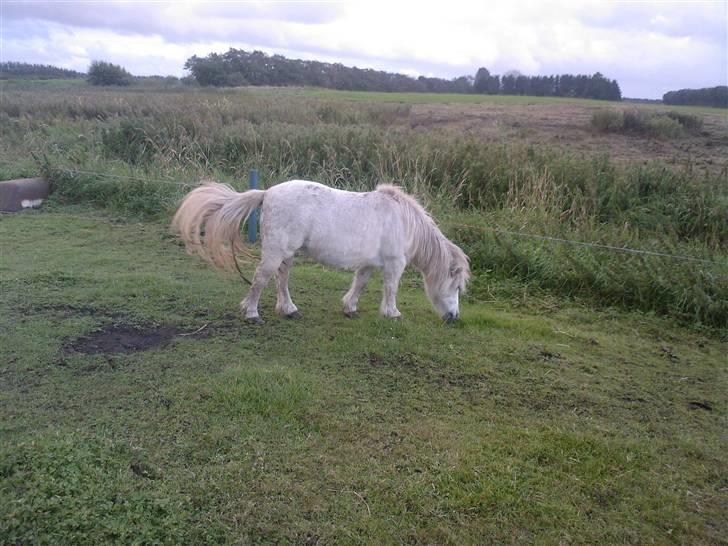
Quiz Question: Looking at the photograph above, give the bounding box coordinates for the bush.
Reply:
[590,110,623,132]
[642,114,683,138]
[591,109,704,138]
[665,111,704,133]
[101,120,154,164]
[87,60,133,86]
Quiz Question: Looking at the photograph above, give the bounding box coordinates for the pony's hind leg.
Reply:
[274,257,300,318]
[342,266,374,317]
[240,255,283,323]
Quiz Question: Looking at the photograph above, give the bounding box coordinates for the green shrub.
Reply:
[101,120,154,164]
[590,109,623,132]
[87,60,133,86]
[591,109,705,138]
[644,114,683,138]
[665,111,704,133]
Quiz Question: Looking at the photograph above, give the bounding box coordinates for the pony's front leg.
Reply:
[342,266,374,317]
[380,258,406,319]
[274,257,301,318]
[240,256,281,324]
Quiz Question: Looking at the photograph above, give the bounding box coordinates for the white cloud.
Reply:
[1,0,725,98]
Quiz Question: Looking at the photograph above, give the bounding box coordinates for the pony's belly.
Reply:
[302,245,378,271]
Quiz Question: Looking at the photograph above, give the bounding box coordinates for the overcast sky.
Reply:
[1,1,726,99]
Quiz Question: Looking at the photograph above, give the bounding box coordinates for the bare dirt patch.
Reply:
[687,400,713,412]
[60,314,242,357]
[65,324,186,355]
[405,102,728,173]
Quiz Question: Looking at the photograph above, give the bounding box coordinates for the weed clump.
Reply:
[591,109,703,138]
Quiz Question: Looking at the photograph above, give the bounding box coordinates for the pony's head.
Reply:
[424,242,470,322]
[375,183,470,322]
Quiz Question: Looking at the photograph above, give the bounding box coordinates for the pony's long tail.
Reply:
[171,182,265,273]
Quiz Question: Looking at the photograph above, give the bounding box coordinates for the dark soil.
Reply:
[687,400,713,411]
[66,324,186,355]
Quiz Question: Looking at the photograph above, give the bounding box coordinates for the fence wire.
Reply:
[24,167,728,268]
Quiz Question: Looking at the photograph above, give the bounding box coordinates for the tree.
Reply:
[473,67,491,94]
[0,62,84,80]
[87,60,132,86]
[486,74,500,95]
[182,49,622,100]
[514,75,530,95]
[184,54,228,86]
[473,67,500,94]
[664,86,727,108]
[501,74,517,94]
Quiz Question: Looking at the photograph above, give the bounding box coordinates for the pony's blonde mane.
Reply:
[376,185,470,291]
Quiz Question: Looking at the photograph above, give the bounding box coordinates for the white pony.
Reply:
[172,180,470,323]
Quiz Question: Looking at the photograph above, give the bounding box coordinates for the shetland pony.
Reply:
[172,180,469,323]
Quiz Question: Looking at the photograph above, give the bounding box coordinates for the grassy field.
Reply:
[3,79,724,113]
[1,208,726,544]
[1,82,727,544]
[3,83,723,326]
[0,78,88,92]
[271,88,727,114]
[301,88,617,105]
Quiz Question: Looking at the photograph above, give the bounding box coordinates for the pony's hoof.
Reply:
[343,310,358,318]
[245,316,264,325]
[285,311,302,320]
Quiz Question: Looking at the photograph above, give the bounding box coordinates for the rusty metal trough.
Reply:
[0,178,50,212]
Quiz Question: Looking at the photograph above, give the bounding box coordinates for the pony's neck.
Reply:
[407,211,450,282]
[375,184,451,280]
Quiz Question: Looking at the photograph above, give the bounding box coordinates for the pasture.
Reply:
[1,82,727,544]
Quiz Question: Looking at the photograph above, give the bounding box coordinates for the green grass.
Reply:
[268,88,728,114]
[1,208,726,544]
[2,84,726,327]
[297,88,619,106]
[0,78,87,92]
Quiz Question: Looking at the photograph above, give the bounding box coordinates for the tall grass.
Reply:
[2,88,726,328]
[591,109,705,138]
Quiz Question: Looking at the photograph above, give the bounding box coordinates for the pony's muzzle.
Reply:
[443,312,459,322]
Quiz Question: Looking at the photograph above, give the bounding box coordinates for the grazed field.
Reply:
[1,207,726,545]
[269,87,728,172]
[404,102,728,171]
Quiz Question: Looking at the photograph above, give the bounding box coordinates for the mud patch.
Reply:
[65,324,188,355]
[687,400,713,412]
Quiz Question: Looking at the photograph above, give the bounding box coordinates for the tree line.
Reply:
[663,86,727,109]
[2,54,624,102]
[0,62,84,79]
[184,49,622,100]
[474,68,621,100]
